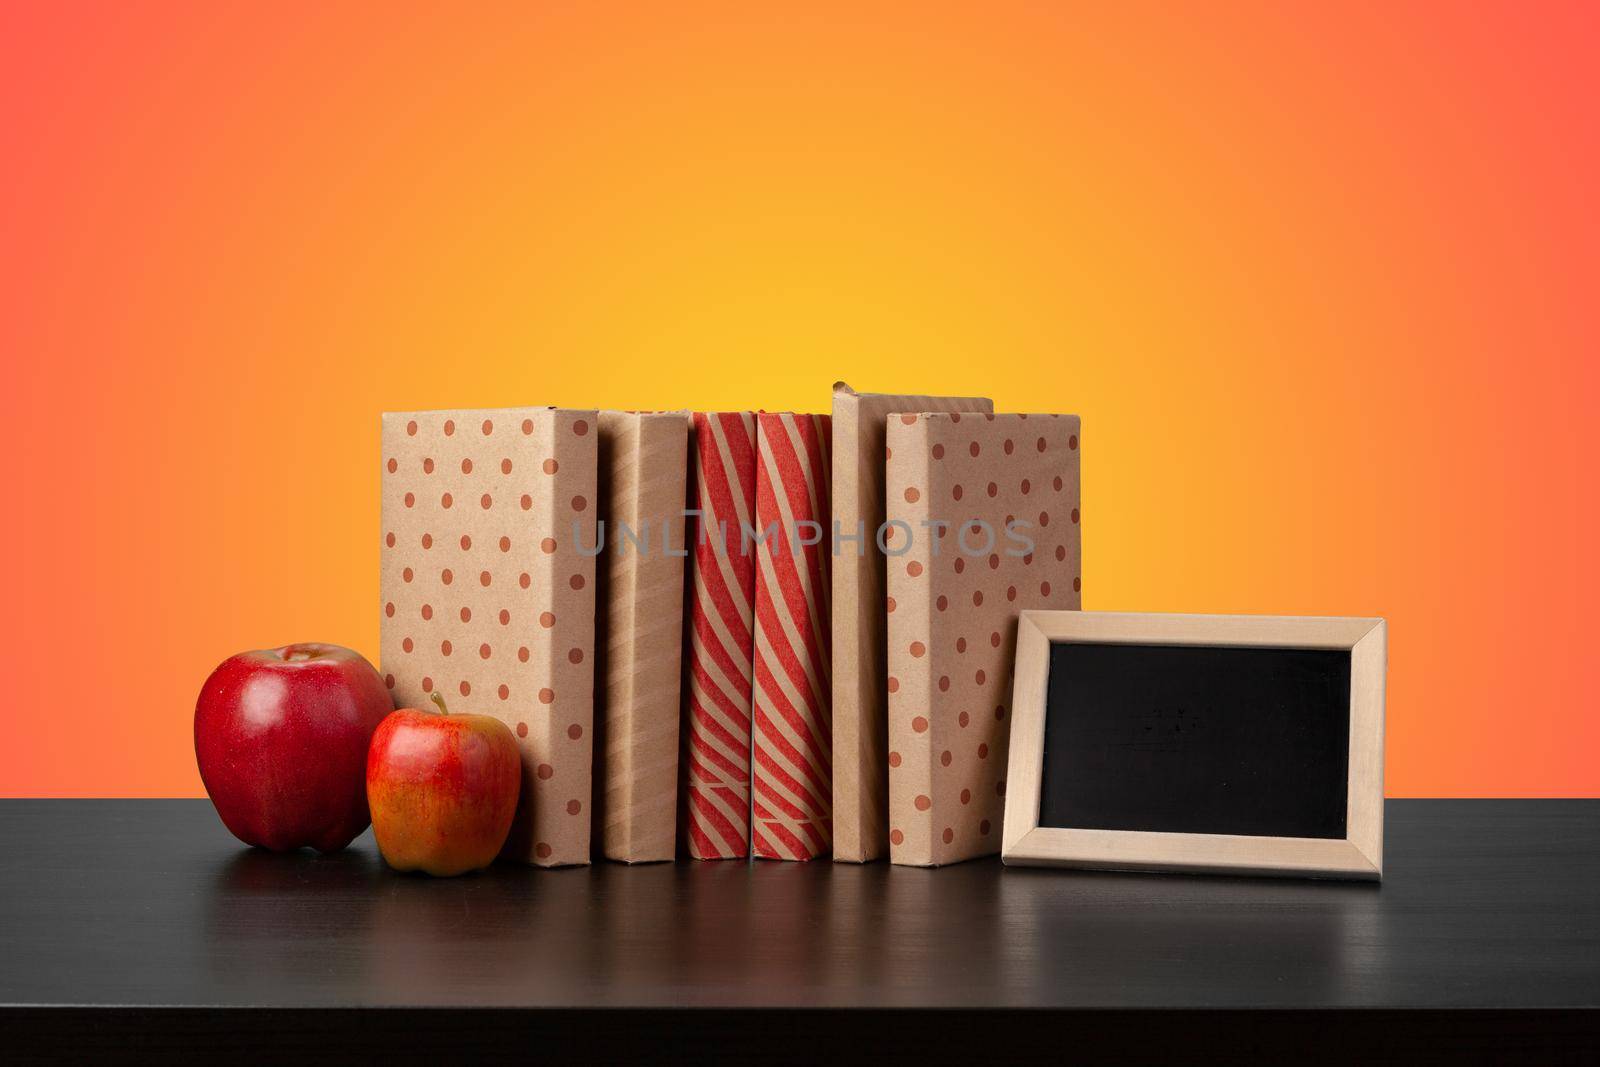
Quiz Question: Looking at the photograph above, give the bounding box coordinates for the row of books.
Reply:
[378,383,1080,867]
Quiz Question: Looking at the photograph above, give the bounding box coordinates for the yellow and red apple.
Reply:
[366,694,521,876]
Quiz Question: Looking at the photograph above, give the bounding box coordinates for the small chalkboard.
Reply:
[1039,642,1352,840]
[1002,612,1385,880]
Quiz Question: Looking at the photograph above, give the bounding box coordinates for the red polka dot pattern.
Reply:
[884,412,1081,865]
[380,408,597,867]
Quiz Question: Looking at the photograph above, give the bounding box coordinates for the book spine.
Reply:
[750,412,834,860]
[681,412,759,859]
[522,409,598,867]
[884,415,938,866]
[830,388,996,863]
[828,387,872,861]
[597,412,688,863]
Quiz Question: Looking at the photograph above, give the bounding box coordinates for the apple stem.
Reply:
[428,692,450,716]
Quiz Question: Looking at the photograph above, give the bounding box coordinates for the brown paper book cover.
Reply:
[680,412,760,859]
[829,382,992,863]
[884,412,1081,866]
[380,408,599,867]
[750,412,833,860]
[594,410,689,863]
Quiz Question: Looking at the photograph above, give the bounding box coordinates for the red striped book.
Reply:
[680,413,759,859]
[750,412,833,861]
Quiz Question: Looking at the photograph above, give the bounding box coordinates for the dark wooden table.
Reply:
[2,800,1597,1063]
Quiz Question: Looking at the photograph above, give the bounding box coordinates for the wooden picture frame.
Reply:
[1001,611,1386,880]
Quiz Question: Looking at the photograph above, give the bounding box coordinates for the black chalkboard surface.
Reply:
[1038,642,1352,840]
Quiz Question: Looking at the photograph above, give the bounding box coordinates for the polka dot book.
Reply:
[830,382,993,863]
[380,408,599,867]
[884,412,1082,866]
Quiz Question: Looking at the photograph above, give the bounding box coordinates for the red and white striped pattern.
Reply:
[681,412,759,859]
[751,412,833,860]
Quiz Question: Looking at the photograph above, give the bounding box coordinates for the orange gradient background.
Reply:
[2,4,1596,797]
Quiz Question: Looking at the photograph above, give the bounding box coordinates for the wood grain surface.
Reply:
[2,800,1597,1062]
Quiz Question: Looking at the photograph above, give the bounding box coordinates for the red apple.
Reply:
[195,643,393,852]
[366,694,521,876]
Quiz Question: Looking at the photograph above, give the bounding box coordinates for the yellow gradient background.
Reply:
[3,4,1596,796]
